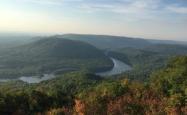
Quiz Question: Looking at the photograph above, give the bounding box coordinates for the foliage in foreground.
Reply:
[0,56,186,115]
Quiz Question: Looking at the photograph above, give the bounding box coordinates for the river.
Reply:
[0,57,132,83]
[96,57,132,76]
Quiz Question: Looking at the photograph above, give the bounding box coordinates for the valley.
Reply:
[0,34,187,82]
[0,0,186,114]
[0,34,186,115]
[0,56,132,83]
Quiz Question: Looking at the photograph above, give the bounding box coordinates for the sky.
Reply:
[0,0,187,40]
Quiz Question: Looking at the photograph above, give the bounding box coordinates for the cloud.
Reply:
[76,0,162,20]
[166,5,187,14]
[19,0,61,5]
[111,0,160,14]
[79,0,160,13]
[20,0,187,16]
[74,0,187,22]
[22,0,82,5]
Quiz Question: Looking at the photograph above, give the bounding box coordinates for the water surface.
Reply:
[0,57,132,83]
[19,74,55,83]
[96,57,132,76]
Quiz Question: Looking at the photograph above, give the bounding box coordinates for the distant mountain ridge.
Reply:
[56,34,152,49]
[148,39,187,45]
[55,34,187,50]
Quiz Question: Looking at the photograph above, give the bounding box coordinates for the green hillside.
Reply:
[0,37,113,78]
[0,56,186,114]
[151,56,187,97]
[108,45,187,81]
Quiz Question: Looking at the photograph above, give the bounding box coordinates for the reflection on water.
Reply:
[0,74,55,84]
[96,57,132,76]
[19,74,55,83]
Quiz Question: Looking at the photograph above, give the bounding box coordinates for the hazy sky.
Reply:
[0,0,187,40]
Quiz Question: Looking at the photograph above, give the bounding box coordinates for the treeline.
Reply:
[0,56,186,115]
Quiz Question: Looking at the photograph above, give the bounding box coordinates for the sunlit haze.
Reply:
[0,0,187,40]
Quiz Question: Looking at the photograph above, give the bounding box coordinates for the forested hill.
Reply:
[107,44,187,81]
[151,56,187,97]
[0,37,113,78]
[0,56,186,114]
[8,37,107,59]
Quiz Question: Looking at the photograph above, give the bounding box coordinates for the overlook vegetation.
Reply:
[0,56,186,115]
[151,56,187,107]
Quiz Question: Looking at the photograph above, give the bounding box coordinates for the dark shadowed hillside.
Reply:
[0,37,113,78]
[9,37,108,59]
